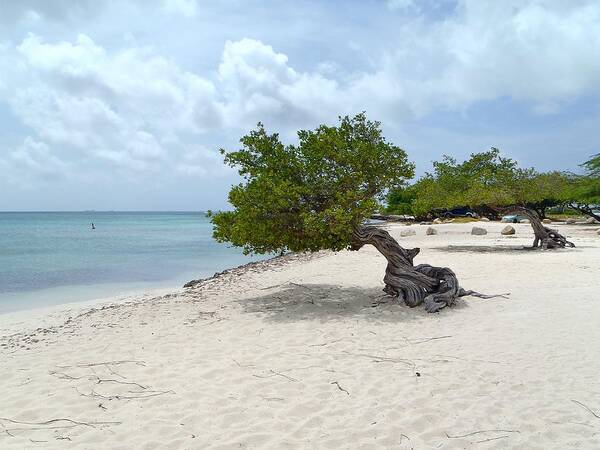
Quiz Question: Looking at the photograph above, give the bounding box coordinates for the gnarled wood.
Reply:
[568,203,600,223]
[352,226,500,313]
[500,206,575,249]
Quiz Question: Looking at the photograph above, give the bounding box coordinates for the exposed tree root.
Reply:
[55,360,146,369]
[352,226,506,312]
[331,381,350,395]
[75,387,174,400]
[572,399,600,418]
[568,203,600,223]
[500,206,575,249]
[49,371,148,389]
[0,417,120,437]
[0,417,118,428]
[252,370,299,383]
[445,429,520,439]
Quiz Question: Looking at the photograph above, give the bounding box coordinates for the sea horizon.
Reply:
[0,211,264,314]
[0,210,210,213]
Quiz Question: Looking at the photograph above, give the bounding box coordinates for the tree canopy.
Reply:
[385,184,418,216]
[387,148,570,219]
[566,153,600,219]
[409,148,518,217]
[211,113,414,254]
[582,153,600,176]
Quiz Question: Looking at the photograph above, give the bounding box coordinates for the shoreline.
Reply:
[2,219,597,329]
[0,250,322,335]
[3,217,596,318]
[1,221,599,448]
[0,285,181,335]
[0,254,278,317]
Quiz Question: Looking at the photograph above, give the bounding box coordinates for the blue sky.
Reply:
[1,0,599,211]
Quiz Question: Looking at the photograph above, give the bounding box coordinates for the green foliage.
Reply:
[398,148,570,218]
[518,171,570,217]
[211,113,414,254]
[385,184,417,215]
[409,148,519,216]
[567,153,600,208]
[581,153,600,176]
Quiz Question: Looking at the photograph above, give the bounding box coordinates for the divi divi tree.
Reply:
[211,113,493,313]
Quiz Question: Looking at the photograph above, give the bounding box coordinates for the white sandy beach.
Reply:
[1,221,600,449]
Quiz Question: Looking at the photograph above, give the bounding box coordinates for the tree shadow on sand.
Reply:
[434,244,544,253]
[238,283,468,323]
[433,244,583,253]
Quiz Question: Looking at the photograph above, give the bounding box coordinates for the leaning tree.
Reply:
[409,149,575,249]
[565,154,600,222]
[211,114,493,313]
[496,206,574,249]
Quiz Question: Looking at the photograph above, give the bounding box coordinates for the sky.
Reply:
[1,0,599,211]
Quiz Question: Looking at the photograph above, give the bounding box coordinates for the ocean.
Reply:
[0,212,265,313]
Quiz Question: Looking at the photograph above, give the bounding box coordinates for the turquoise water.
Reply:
[0,212,263,313]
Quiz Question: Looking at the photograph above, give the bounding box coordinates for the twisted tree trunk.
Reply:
[530,205,546,220]
[501,206,575,249]
[569,203,600,222]
[351,226,499,313]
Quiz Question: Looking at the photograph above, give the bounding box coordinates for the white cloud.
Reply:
[162,0,198,17]
[0,0,101,24]
[17,33,104,72]
[0,137,69,188]
[216,1,600,129]
[531,101,561,115]
[1,0,600,194]
[175,145,231,176]
[388,0,600,111]
[218,38,342,129]
[386,0,415,11]
[2,33,226,182]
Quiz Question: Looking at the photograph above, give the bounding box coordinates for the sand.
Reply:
[1,222,599,449]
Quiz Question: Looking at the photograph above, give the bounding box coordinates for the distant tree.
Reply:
[211,114,494,312]
[409,148,518,218]
[515,171,570,220]
[566,154,600,221]
[582,153,600,175]
[384,184,417,216]
[408,149,574,248]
